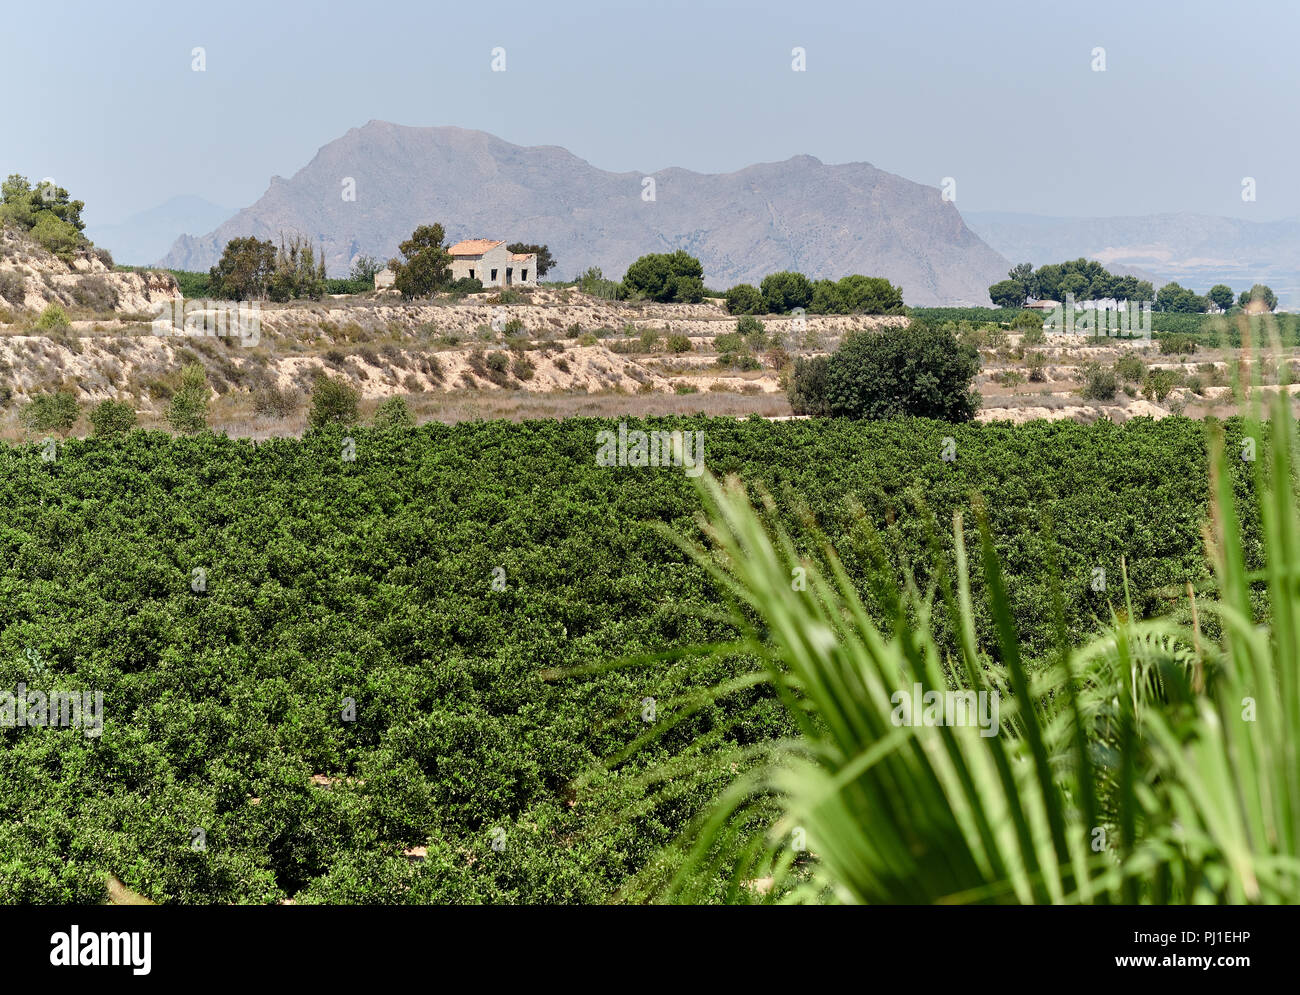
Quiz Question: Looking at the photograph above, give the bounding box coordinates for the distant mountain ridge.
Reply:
[159,121,1010,306]
[86,195,231,268]
[964,210,1300,309]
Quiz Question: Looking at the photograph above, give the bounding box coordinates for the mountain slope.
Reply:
[161,122,1009,306]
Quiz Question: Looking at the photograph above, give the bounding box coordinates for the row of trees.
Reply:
[989,259,1156,308]
[209,234,327,301]
[990,259,1278,314]
[571,249,906,313]
[21,364,414,438]
[725,272,904,316]
[1154,280,1277,314]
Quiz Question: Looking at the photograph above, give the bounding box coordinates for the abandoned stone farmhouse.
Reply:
[371,238,538,291]
[448,239,536,287]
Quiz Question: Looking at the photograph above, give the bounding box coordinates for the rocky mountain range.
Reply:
[158,122,1010,307]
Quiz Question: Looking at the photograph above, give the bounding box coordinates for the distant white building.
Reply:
[374,268,396,291]
[448,239,536,288]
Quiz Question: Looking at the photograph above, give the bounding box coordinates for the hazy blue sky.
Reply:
[6,0,1296,226]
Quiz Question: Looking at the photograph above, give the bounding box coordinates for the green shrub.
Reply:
[1158,333,1197,355]
[251,384,300,418]
[36,303,70,331]
[1079,361,1118,401]
[576,266,623,300]
[70,276,118,311]
[21,391,79,432]
[1114,353,1146,383]
[736,313,766,340]
[88,398,136,436]
[307,372,359,428]
[1012,309,1046,345]
[713,332,745,353]
[0,408,1286,905]
[1141,368,1179,403]
[372,395,415,429]
[788,322,980,420]
[716,352,761,371]
[323,277,373,295]
[167,364,209,434]
[1019,325,1046,346]
[665,333,692,353]
[1025,351,1047,382]
[421,355,444,383]
[787,356,831,415]
[577,332,598,347]
[0,270,24,304]
[511,356,536,381]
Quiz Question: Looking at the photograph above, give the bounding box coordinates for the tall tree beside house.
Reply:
[505,243,555,277]
[349,255,381,283]
[388,224,452,299]
[1008,262,1037,299]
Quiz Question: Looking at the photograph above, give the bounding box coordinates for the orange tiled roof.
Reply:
[510,252,535,261]
[448,239,505,256]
